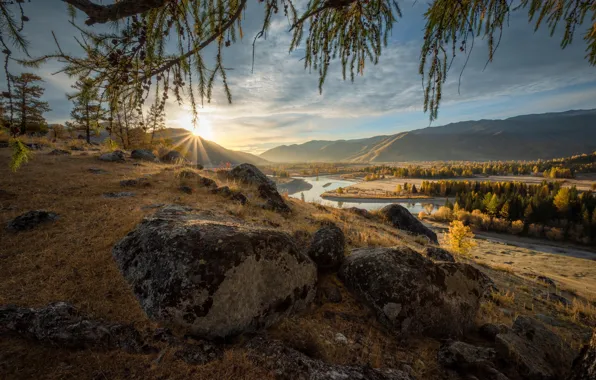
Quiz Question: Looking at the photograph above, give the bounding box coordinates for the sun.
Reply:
[181,114,215,141]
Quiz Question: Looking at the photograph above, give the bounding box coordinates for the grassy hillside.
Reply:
[0,146,595,379]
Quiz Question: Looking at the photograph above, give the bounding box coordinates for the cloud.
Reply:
[14,1,596,153]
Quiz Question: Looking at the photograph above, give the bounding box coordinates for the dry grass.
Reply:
[1,147,594,379]
[490,290,516,307]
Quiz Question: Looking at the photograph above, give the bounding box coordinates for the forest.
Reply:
[360,153,596,180]
[412,180,596,245]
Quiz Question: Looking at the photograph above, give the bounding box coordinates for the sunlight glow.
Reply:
[180,114,215,141]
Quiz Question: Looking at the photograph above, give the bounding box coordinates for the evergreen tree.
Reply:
[487,194,499,217]
[65,79,106,144]
[500,202,510,220]
[8,73,50,136]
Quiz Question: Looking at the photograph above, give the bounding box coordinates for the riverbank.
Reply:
[321,194,446,203]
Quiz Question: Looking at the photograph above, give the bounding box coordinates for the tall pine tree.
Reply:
[8,73,50,136]
[66,79,106,144]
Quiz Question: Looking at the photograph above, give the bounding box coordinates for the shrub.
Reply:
[455,210,471,224]
[527,223,543,238]
[418,211,427,220]
[103,138,119,152]
[432,206,452,222]
[492,218,510,233]
[445,220,476,257]
[509,220,524,235]
[546,227,564,241]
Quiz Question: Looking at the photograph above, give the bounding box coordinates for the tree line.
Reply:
[1,73,168,149]
[413,180,596,245]
[360,155,596,181]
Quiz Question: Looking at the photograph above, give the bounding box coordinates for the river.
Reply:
[288,176,446,213]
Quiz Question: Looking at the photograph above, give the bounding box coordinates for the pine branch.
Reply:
[61,0,169,26]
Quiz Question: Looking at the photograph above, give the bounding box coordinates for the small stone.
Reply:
[6,210,59,232]
[321,285,342,303]
[103,192,135,198]
[120,179,138,187]
[88,168,108,174]
[307,224,346,271]
[48,149,71,155]
[131,149,157,162]
[335,333,348,345]
[422,246,455,262]
[179,186,193,194]
[536,275,556,287]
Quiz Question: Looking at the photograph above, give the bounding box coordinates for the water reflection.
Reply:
[289,176,445,213]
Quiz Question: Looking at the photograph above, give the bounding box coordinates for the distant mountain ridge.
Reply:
[260,109,596,163]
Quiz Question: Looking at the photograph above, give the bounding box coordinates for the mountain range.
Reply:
[260,109,596,163]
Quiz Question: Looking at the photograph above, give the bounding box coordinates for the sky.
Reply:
[6,0,596,154]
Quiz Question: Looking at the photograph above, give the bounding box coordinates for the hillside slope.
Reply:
[154,128,269,167]
[260,109,596,162]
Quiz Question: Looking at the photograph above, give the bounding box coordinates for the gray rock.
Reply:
[197,176,217,189]
[338,247,492,338]
[211,186,248,204]
[6,210,59,232]
[141,203,165,210]
[88,168,108,174]
[438,341,509,380]
[229,163,290,213]
[103,192,135,198]
[179,185,193,194]
[99,150,126,162]
[246,337,414,380]
[479,323,509,341]
[568,331,596,380]
[0,302,147,353]
[495,316,575,380]
[307,224,346,271]
[319,285,343,303]
[335,333,348,345]
[120,179,139,187]
[379,204,438,243]
[131,149,157,162]
[535,313,564,327]
[112,206,317,338]
[536,275,556,287]
[161,150,186,163]
[423,246,456,262]
[48,149,71,155]
[537,292,572,307]
[346,207,370,218]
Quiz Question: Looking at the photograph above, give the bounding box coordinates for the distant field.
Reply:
[349,174,596,193]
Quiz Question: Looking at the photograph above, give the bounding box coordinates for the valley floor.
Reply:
[0,146,595,379]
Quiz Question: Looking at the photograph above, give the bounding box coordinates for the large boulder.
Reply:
[6,210,59,232]
[423,246,456,262]
[161,150,186,163]
[98,150,126,162]
[307,224,346,271]
[379,204,438,243]
[0,302,146,353]
[495,316,575,380]
[228,163,290,212]
[568,331,596,380]
[338,247,492,338]
[112,205,316,338]
[246,337,414,380]
[131,149,157,162]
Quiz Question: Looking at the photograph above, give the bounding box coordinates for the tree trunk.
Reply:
[85,103,91,144]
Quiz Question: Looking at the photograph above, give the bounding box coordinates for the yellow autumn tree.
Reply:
[445,220,476,257]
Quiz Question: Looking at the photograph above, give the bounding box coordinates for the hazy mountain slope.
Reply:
[260,109,596,162]
[157,128,268,166]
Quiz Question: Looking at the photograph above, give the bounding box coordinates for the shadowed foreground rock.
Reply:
[339,247,493,338]
[307,224,346,271]
[228,163,290,212]
[5,210,59,232]
[379,204,438,243]
[423,246,456,262]
[495,316,575,380]
[0,302,147,353]
[113,205,316,338]
[568,330,596,380]
[161,150,186,163]
[438,340,509,380]
[246,337,415,380]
